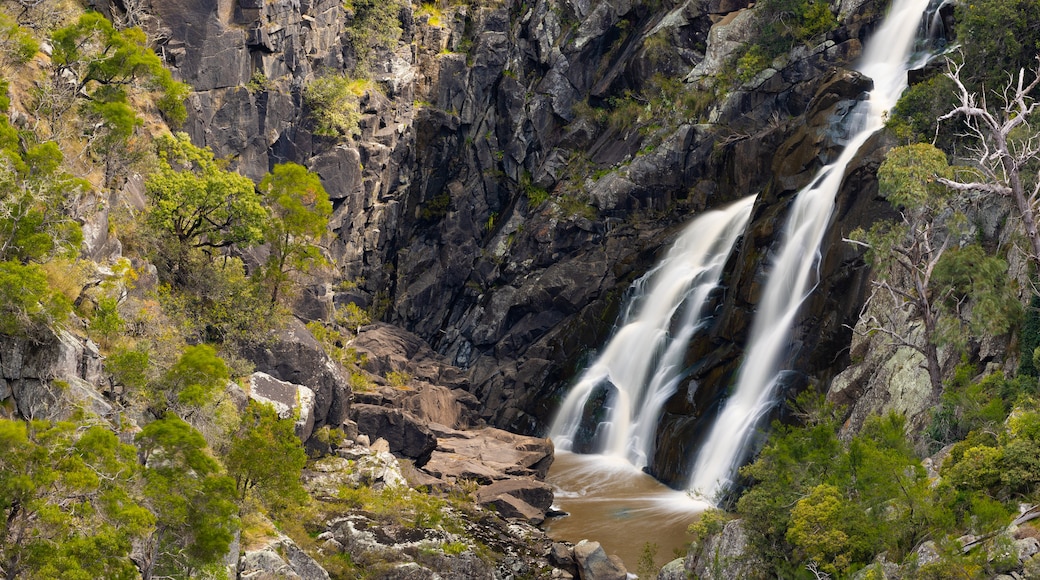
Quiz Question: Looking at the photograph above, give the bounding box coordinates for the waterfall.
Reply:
[687,0,935,501]
[549,196,756,469]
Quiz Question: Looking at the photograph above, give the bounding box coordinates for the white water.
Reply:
[687,0,934,501]
[549,196,756,468]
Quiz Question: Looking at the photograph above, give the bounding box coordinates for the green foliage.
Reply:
[954,0,1040,93]
[386,369,412,389]
[345,0,405,70]
[0,261,71,337]
[51,13,189,129]
[1018,295,1040,376]
[877,143,953,210]
[303,75,365,139]
[636,542,659,579]
[146,132,265,252]
[736,396,937,575]
[336,301,371,333]
[88,295,125,349]
[0,13,39,67]
[337,483,464,533]
[156,344,229,412]
[136,415,239,578]
[888,74,959,150]
[521,171,549,206]
[0,419,152,579]
[931,244,1021,345]
[258,163,332,307]
[0,138,87,264]
[105,345,151,393]
[420,191,451,221]
[223,401,308,516]
[306,321,367,369]
[157,254,272,346]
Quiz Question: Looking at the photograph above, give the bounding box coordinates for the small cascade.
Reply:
[687,0,935,501]
[549,196,756,469]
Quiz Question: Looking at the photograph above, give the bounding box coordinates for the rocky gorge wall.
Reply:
[95,0,930,486]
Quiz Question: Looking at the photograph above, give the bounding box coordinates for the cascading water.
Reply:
[549,196,756,468]
[687,0,935,501]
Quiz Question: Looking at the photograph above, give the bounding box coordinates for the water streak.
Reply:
[549,196,756,468]
[687,0,935,501]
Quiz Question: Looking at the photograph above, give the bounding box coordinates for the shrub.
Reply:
[303,75,365,139]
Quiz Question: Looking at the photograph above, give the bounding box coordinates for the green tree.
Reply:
[954,0,1040,92]
[0,140,86,264]
[51,13,190,133]
[0,261,71,338]
[0,419,152,579]
[146,133,265,254]
[258,162,332,307]
[156,344,230,415]
[851,143,1020,397]
[223,401,308,515]
[938,58,1040,271]
[135,415,238,580]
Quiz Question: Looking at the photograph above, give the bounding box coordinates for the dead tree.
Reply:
[938,56,1040,271]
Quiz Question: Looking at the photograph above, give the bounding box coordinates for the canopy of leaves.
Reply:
[223,400,308,515]
[0,419,152,579]
[954,0,1040,92]
[146,132,265,251]
[0,139,86,264]
[162,343,230,409]
[877,143,953,210]
[51,13,190,131]
[0,261,71,337]
[136,415,238,579]
[258,162,331,306]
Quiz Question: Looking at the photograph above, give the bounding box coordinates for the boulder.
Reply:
[1,330,107,421]
[684,519,758,579]
[420,424,554,484]
[572,540,627,580]
[476,479,554,513]
[243,318,352,431]
[350,404,437,466]
[248,372,317,442]
[239,534,330,580]
[476,478,554,523]
[479,492,547,524]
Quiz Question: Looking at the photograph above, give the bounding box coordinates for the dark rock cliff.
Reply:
[101,0,901,484]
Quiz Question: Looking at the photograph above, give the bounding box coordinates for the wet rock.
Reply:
[572,540,627,580]
[572,378,617,454]
[350,404,437,466]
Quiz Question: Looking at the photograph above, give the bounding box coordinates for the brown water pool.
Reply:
[543,452,710,574]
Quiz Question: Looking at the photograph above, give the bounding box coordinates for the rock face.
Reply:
[124,0,897,484]
[0,330,108,421]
